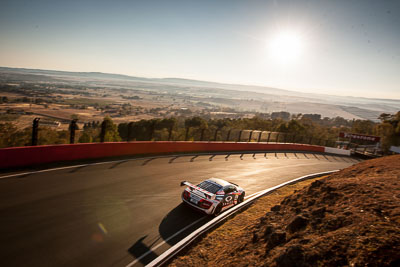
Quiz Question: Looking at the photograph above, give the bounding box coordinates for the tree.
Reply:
[212,119,227,141]
[158,118,176,141]
[184,117,207,141]
[101,116,121,142]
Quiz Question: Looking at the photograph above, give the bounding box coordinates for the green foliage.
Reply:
[1,111,400,154]
[0,123,30,148]
[374,111,400,152]
[100,116,121,142]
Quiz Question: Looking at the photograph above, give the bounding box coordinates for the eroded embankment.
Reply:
[168,155,400,267]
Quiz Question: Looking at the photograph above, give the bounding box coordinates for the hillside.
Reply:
[169,155,400,267]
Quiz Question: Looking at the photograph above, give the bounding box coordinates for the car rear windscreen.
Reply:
[197,181,222,194]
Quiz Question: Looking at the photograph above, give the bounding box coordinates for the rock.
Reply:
[271,205,281,211]
[287,216,309,233]
[309,179,324,189]
[275,245,306,267]
[264,225,275,238]
[311,207,326,217]
[266,231,286,249]
[252,233,259,243]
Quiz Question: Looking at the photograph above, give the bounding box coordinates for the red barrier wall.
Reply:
[0,142,324,169]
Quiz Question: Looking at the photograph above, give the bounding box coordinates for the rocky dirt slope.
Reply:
[169,155,400,267]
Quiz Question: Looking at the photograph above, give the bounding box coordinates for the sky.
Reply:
[1,0,399,99]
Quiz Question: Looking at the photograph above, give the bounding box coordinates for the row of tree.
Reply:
[0,112,399,152]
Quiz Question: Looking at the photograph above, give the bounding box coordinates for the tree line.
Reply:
[0,112,399,153]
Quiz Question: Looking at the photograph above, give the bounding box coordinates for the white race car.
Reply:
[181,178,245,215]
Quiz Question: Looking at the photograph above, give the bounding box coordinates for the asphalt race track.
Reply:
[0,152,359,266]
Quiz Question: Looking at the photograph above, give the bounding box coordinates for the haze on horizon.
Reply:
[1,0,399,100]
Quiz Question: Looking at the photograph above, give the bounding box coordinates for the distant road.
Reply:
[0,152,358,266]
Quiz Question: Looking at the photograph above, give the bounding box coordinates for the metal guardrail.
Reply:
[146,170,340,267]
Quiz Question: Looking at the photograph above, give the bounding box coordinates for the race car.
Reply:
[180,178,245,215]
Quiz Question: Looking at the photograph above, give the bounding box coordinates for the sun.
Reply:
[267,30,304,64]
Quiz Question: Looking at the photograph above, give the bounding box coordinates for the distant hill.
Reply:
[1,66,399,121]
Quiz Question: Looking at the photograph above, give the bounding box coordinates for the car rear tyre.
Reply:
[238,193,245,204]
[214,204,222,216]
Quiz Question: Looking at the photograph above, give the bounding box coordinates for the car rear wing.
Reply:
[180,181,214,199]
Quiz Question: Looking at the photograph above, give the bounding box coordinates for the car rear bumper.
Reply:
[182,197,214,215]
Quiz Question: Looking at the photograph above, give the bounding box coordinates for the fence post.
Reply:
[248,130,253,142]
[309,137,313,144]
[31,118,40,146]
[149,121,156,141]
[100,120,106,142]
[257,131,262,142]
[237,130,242,142]
[69,119,78,144]
[276,133,280,143]
[200,128,205,141]
[185,128,190,141]
[214,129,218,141]
[266,132,271,143]
[127,122,133,141]
[168,126,173,141]
[226,129,231,141]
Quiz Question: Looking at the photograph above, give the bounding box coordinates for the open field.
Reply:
[1,67,399,131]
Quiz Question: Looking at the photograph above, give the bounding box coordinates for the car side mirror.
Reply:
[180,181,186,186]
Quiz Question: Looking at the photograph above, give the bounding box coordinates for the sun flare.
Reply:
[268,30,304,64]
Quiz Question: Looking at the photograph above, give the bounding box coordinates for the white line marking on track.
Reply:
[126,216,207,267]
[125,194,254,267]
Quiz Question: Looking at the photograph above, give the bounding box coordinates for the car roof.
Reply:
[206,178,232,187]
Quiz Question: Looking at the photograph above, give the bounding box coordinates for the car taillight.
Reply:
[199,199,212,209]
[182,190,190,200]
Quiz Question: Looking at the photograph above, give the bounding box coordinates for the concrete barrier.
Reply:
[324,147,351,156]
[0,141,327,169]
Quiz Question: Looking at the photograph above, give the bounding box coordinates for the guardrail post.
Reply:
[69,119,78,144]
[31,118,40,146]
[226,129,231,141]
[248,130,253,142]
[266,132,271,143]
[100,120,106,142]
[237,130,242,142]
[257,131,262,142]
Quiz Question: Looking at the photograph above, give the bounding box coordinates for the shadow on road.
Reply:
[128,235,159,265]
[159,203,206,242]
[109,160,129,169]
[128,204,207,266]
[69,165,89,173]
